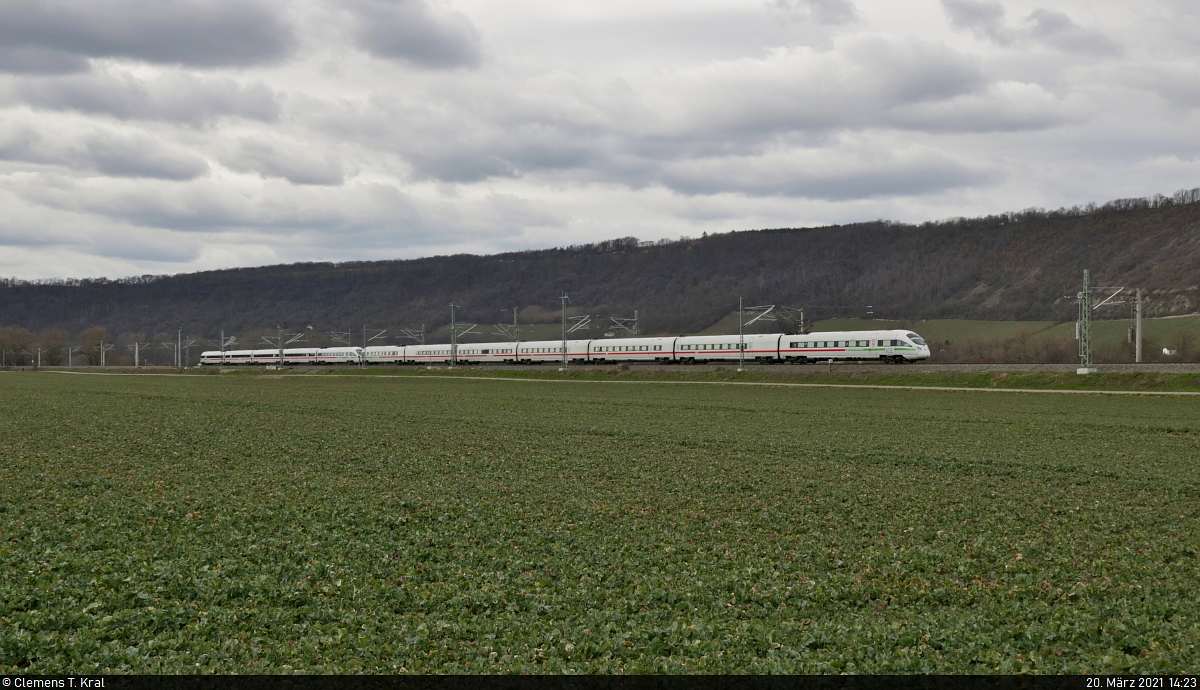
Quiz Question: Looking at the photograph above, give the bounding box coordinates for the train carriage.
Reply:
[363,345,406,365]
[198,349,256,365]
[675,334,780,363]
[778,330,928,363]
[283,348,320,365]
[406,344,453,365]
[515,339,590,364]
[315,347,363,364]
[451,342,518,365]
[589,337,673,363]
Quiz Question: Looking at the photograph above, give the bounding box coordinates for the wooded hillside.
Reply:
[3,190,1199,345]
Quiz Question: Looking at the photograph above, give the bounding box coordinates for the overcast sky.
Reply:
[0,0,1196,279]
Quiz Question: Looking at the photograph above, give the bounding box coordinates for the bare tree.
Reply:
[0,326,34,365]
[79,326,108,366]
[1168,330,1196,360]
[39,328,68,365]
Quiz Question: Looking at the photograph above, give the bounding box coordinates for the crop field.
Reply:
[1,372,1198,673]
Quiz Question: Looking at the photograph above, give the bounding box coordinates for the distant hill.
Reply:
[3,189,1199,349]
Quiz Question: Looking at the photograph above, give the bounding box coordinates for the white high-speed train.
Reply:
[199,329,929,366]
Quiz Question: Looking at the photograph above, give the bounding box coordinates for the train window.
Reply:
[654,345,661,351]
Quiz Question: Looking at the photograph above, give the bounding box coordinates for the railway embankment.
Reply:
[26,362,1200,392]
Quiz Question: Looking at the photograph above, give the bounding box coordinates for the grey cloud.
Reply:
[0,46,89,75]
[656,145,995,199]
[13,177,414,234]
[769,0,859,25]
[0,199,200,262]
[9,173,557,253]
[402,128,602,183]
[678,38,985,141]
[9,71,280,124]
[942,1,1120,55]
[0,121,208,179]
[0,0,294,73]
[222,137,347,186]
[666,165,989,200]
[887,81,1070,132]
[88,230,202,263]
[1126,65,1200,109]
[349,0,482,69]
[1024,9,1121,56]
[306,36,1001,191]
[941,0,1011,44]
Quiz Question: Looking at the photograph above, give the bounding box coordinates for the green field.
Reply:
[2,372,1198,673]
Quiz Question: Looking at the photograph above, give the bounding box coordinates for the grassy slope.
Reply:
[2,373,1198,673]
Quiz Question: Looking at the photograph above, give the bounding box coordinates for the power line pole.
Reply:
[560,292,569,369]
[128,340,149,367]
[177,329,182,367]
[450,302,459,367]
[1078,269,1093,373]
[1135,288,1143,363]
[738,296,745,372]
